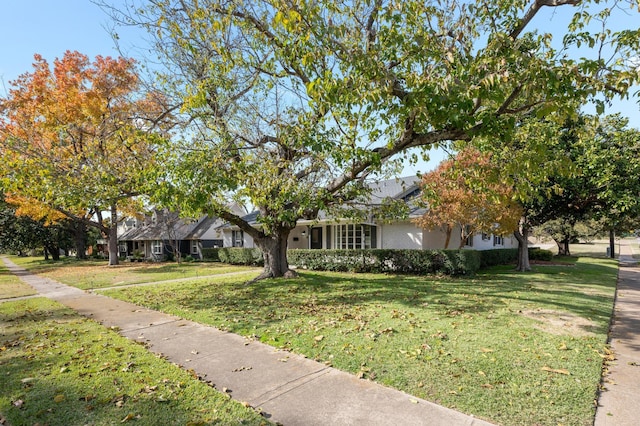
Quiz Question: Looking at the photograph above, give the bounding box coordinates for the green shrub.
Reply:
[530,247,554,261]
[217,248,263,266]
[479,248,518,267]
[288,249,482,276]
[201,248,220,261]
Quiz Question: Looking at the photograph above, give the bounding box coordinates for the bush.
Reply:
[288,249,482,276]
[201,248,220,262]
[217,248,263,266]
[530,247,554,261]
[479,248,518,268]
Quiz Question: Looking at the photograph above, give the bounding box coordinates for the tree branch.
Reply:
[511,0,580,40]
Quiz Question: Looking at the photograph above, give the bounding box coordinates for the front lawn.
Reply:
[0,298,270,426]
[0,262,37,299]
[10,256,258,290]
[98,257,617,426]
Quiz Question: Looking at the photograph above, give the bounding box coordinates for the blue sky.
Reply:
[1,1,638,175]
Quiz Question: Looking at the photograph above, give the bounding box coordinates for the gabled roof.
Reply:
[119,211,222,241]
[367,175,421,203]
[218,176,424,228]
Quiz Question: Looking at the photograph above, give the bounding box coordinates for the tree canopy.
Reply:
[0,51,170,264]
[415,148,522,249]
[106,0,639,277]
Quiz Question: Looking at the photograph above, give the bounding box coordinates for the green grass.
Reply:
[10,256,258,290]
[0,263,37,299]
[98,257,617,426]
[0,297,270,426]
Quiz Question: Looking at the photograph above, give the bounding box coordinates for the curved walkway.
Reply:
[594,239,640,426]
[1,256,491,426]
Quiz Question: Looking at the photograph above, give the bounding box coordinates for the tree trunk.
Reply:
[514,225,531,272]
[44,243,60,261]
[609,228,615,258]
[71,220,88,259]
[252,228,296,281]
[563,238,570,256]
[443,224,452,249]
[554,237,570,256]
[108,204,119,266]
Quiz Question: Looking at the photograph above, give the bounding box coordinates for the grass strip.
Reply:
[10,256,257,290]
[101,257,617,426]
[0,262,37,299]
[0,297,270,425]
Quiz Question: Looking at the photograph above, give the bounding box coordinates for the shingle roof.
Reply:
[119,211,221,241]
[217,176,424,227]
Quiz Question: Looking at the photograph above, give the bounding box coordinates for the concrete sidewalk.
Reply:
[594,239,640,426]
[1,256,491,426]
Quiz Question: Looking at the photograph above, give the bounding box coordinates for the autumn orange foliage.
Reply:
[0,51,169,264]
[414,148,523,248]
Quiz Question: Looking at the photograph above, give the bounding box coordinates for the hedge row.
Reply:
[204,246,554,275]
[288,249,482,276]
[478,247,554,267]
[202,247,263,266]
[201,248,220,262]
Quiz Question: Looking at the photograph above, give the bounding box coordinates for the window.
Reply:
[232,230,244,247]
[493,235,504,246]
[333,224,375,249]
[191,240,199,254]
[119,243,127,253]
[482,233,491,241]
[152,240,163,255]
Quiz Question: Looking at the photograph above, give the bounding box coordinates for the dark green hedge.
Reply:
[216,247,263,266]
[288,249,482,276]
[478,248,518,268]
[205,246,554,273]
[201,248,220,261]
[477,247,554,267]
[530,247,554,261]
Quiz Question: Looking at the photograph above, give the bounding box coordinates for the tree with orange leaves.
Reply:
[414,148,522,249]
[0,51,170,265]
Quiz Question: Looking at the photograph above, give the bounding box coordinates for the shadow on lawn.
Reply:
[165,259,617,336]
[1,301,259,426]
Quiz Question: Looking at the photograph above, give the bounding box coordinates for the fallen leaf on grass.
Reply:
[12,399,24,408]
[541,366,570,375]
[54,394,65,403]
[314,335,324,342]
[121,413,139,423]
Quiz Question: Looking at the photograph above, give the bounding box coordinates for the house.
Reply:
[117,210,225,260]
[219,176,518,251]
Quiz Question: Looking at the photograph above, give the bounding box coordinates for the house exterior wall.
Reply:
[198,226,224,241]
[472,233,518,250]
[379,222,423,249]
[288,226,310,250]
[223,230,255,248]
[422,227,453,249]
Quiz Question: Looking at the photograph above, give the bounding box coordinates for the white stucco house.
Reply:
[219,176,518,252]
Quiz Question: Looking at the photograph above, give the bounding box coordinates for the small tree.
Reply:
[415,148,522,249]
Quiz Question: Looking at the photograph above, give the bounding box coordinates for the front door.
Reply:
[310,227,323,249]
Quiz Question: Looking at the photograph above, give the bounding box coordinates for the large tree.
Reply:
[0,51,170,265]
[476,113,640,268]
[106,0,639,278]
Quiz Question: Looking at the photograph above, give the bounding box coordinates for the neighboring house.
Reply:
[118,210,225,260]
[219,176,518,251]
